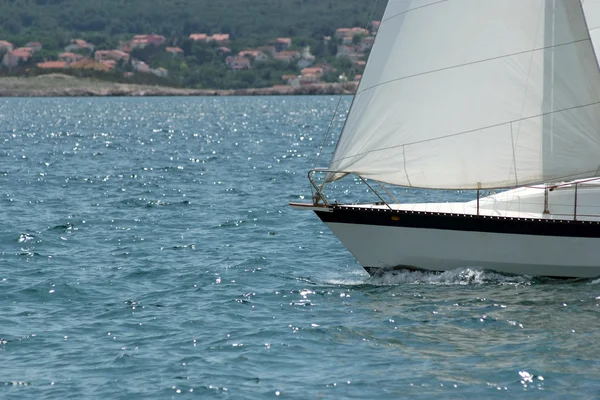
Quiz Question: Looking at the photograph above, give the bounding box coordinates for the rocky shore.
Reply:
[0,74,357,97]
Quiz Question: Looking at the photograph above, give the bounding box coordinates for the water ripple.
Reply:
[0,97,599,399]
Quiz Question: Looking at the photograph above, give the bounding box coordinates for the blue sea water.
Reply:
[1,96,600,399]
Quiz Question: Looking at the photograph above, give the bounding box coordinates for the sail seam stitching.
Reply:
[355,38,590,97]
[332,101,600,163]
[381,0,447,24]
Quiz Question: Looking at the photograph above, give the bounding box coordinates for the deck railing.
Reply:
[308,169,600,221]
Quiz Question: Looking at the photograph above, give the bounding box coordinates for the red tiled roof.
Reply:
[274,51,299,59]
[11,49,32,58]
[37,61,68,69]
[239,50,266,58]
[189,33,208,41]
[59,52,83,60]
[209,34,230,42]
[301,67,323,76]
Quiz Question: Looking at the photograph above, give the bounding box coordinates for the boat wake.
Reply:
[366,268,533,286]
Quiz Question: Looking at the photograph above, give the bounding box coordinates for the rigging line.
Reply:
[381,0,447,24]
[354,38,591,97]
[331,100,600,164]
[375,180,400,204]
[313,0,380,172]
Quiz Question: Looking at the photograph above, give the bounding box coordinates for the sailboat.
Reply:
[291,0,600,278]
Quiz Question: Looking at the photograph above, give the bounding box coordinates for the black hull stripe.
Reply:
[315,206,600,238]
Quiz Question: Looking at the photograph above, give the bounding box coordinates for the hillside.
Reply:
[0,0,387,40]
[0,0,387,92]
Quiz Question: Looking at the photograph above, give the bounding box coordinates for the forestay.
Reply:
[327,0,600,190]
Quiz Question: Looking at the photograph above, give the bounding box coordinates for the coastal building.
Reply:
[2,48,32,69]
[94,50,129,63]
[300,74,320,85]
[0,40,14,53]
[166,47,184,57]
[297,46,316,68]
[301,67,324,77]
[216,46,232,55]
[189,33,208,42]
[65,39,94,53]
[208,34,230,45]
[336,45,362,61]
[24,42,42,52]
[238,50,268,62]
[151,67,168,78]
[226,55,251,70]
[371,21,381,35]
[336,27,370,47]
[342,36,354,46]
[274,38,292,52]
[350,27,370,36]
[58,52,85,63]
[274,50,299,63]
[132,60,150,73]
[360,36,375,52]
[119,41,133,53]
[353,60,366,71]
[36,61,68,69]
[335,28,352,39]
[130,34,165,49]
[281,74,297,84]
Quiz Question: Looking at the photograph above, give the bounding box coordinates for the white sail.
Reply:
[582,0,600,62]
[328,0,600,189]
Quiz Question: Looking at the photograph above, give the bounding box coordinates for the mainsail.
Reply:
[328,0,600,190]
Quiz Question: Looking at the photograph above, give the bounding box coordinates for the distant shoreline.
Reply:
[0,74,357,97]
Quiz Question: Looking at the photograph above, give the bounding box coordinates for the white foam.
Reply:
[367,268,532,286]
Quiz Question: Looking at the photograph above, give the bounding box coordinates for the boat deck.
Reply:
[294,184,600,222]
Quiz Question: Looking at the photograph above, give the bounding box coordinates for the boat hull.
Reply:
[316,207,600,278]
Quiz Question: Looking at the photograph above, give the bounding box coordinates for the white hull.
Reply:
[297,182,600,278]
[324,222,600,278]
